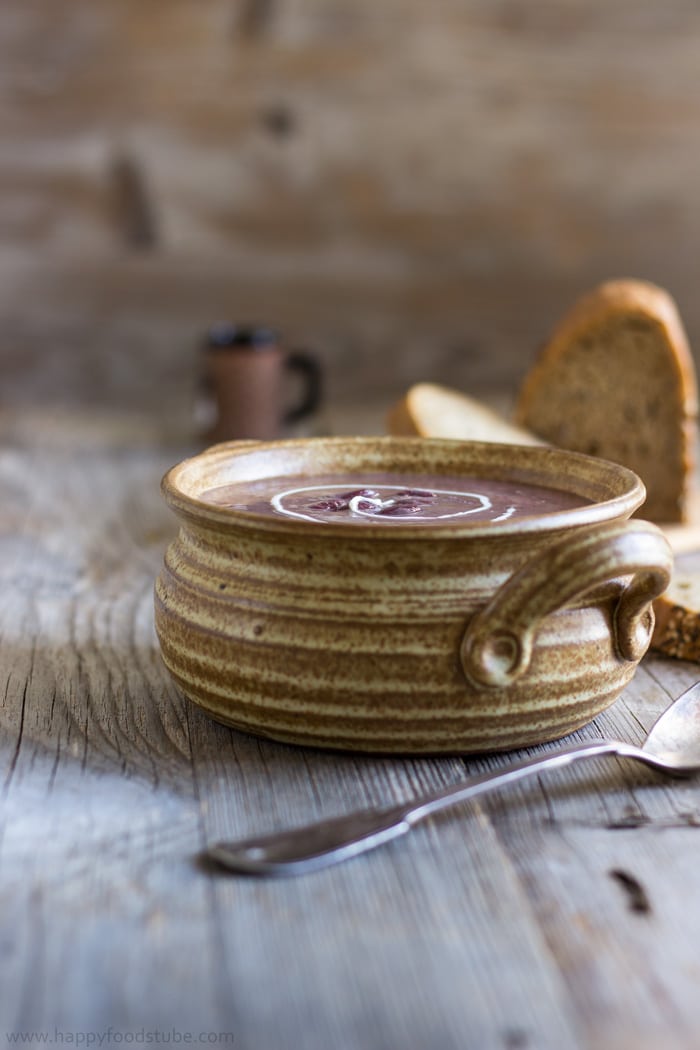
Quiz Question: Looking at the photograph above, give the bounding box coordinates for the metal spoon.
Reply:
[206,680,700,877]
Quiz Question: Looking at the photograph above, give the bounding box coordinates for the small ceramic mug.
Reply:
[154,436,673,754]
[199,324,322,442]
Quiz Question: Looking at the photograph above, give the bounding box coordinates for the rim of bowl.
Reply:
[160,436,647,538]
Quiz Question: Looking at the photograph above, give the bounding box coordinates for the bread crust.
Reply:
[515,279,698,523]
[652,588,700,660]
[387,382,542,445]
[517,279,697,419]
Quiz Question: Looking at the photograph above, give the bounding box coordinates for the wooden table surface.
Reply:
[3,408,700,1050]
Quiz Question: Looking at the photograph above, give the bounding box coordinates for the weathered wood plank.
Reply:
[189,712,580,1049]
[2,419,700,1048]
[475,664,700,1050]
[3,1,700,410]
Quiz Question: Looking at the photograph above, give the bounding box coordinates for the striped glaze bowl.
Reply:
[154,437,672,754]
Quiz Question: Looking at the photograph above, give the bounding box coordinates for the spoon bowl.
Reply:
[642,681,700,771]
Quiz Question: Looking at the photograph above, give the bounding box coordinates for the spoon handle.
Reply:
[207,739,647,876]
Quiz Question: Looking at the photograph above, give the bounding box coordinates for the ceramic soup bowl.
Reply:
[154,436,672,754]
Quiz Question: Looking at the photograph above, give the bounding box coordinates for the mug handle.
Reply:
[460,520,673,689]
[284,351,323,425]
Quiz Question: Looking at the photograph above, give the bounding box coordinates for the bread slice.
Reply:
[651,553,700,660]
[515,279,698,523]
[387,382,543,445]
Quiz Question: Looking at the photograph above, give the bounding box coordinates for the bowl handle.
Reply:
[460,520,673,689]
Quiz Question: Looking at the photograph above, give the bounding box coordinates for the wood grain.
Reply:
[3,1,700,416]
[2,412,700,1047]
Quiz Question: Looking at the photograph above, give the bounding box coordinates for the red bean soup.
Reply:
[199,472,589,526]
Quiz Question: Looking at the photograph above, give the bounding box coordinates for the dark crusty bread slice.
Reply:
[515,279,698,523]
[387,382,543,445]
[651,552,700,660]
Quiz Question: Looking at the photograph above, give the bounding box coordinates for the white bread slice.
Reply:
[515,279,698,523]
[387,383,543,445]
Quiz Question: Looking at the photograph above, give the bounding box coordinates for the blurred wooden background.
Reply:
[2,0,700,426]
